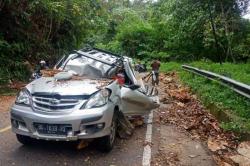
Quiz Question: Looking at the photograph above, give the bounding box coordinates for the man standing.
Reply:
[32,60,49,79]
[151,59,161,86]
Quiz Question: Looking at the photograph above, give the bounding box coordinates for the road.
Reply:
[0,87,216,166]
[0,96,160,166]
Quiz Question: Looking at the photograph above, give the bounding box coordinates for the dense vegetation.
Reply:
[0,0,249,132]
[0,0,250,83]
[98,0,250,63]
[0,0,108,83]
[161,62,250,133]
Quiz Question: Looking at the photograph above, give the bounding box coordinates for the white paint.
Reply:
[142,110,154,166]
[0,125,11,133]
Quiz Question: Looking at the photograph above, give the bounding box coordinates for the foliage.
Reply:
[161,62,250,132]
[190,61,250,84]
[0,0,107,82]
[96,0,250,62]
[0,0,249,82]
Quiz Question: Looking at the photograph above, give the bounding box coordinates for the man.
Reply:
[151,59,161,86]
[32,60,49,79]
[135,60,142,72]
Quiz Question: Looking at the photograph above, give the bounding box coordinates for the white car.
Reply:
[10,48,159,152]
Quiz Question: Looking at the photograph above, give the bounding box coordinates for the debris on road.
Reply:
[152,151,180,166]
[117,111,134,139]
[130,116,145,127]
[155,72,240,166]
[207,136,228,152]
[230,141,250,166]
[0,96,15,112]
[237,141,250,158]
[76,140,89,150]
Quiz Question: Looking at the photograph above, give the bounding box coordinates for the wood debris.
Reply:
[230,141,250,166]
[156,72,240,166]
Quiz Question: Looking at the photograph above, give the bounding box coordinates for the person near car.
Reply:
[32,60,49,79]
[135,60,141,72]
[151,59,161,86]
[35,60,49,72]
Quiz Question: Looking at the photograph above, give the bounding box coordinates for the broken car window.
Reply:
[62,55,114,79]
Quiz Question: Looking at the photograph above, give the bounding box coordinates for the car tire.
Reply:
[96,114,117,152]
[16,134,34,145]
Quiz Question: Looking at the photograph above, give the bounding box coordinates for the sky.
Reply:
[243,14,250,19]
[242,3,250,19]
[243,5,250,19]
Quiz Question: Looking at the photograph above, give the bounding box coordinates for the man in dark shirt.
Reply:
[151,60,161,86]
[32,60,49,79]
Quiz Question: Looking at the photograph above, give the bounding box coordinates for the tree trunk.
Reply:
[208,0,222,64]
[219,0,235,63]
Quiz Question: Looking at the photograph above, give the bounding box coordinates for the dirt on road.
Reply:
[0,96,15,113]
[151,72,245,166]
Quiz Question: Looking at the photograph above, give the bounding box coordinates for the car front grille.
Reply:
[32,93,90,113]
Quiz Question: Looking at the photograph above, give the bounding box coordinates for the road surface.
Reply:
[0,94,215,166]
[0,96,160,166]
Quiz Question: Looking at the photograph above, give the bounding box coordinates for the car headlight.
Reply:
[15,89,31,106]
[83,89,111,109]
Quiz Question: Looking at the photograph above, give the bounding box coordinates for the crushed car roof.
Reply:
[75,48,122,66]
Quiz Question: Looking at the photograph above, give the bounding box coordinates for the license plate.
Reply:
[34,123,71,135]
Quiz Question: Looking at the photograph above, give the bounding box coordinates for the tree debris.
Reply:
[117,111,134,139]
[155,72,240,166]
[230,141,250,166]
[76,140,89,150]
[151,151,180,166]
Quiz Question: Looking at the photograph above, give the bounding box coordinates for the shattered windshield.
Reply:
[61,55,117,79]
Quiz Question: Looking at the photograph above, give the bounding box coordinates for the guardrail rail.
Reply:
[182,65,250,99]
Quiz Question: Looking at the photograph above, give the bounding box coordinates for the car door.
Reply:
[121,60,159,116]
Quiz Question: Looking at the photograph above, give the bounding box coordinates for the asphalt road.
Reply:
[0,90,215,166]
[0,108,160,166]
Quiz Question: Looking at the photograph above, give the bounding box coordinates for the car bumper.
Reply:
[10,104,115,141]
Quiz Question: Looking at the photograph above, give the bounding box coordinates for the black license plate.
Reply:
[34,123,72,135]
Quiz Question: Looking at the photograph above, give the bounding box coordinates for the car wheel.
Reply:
[96,114,117,152]
[16,134,34,145]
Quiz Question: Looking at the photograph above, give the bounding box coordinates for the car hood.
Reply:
[26,77,111,96]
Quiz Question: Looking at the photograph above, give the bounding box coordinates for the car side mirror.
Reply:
[128,84,141,90]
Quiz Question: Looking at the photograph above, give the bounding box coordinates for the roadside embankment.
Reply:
[161,62,250,133]
[152,72,250,165]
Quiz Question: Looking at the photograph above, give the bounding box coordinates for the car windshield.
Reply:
[61,54,117,79]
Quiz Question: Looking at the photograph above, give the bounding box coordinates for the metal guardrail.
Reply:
[182,65,250,99]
